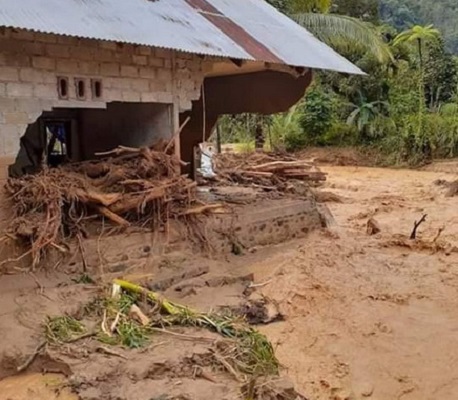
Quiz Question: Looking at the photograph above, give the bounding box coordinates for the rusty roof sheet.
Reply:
[0,0,363,74]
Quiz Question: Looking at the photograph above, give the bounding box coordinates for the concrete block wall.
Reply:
[0,28,207,161]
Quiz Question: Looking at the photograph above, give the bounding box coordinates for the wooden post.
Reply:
[172,103,180,161]
[171,51,181,173]
[216,120,222,154]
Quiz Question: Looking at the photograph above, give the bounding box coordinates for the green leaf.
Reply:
[293,13,393,63]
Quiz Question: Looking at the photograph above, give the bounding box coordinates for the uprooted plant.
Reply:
[2,145,198,268]
[43,279,280,381]
[45,315,88,344]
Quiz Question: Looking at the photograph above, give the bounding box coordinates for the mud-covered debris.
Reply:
[445,180,458,197]
[205,273,254,288]
[366,218,381,235]
[210,152,327,190]
[3,145,209,268]
[433,178,458,197]
[235,298,284,325]
[314,191,346,203]
[243,378,308,400]
[149,265,210,292]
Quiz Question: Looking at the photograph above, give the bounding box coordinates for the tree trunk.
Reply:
[417,38,424,137]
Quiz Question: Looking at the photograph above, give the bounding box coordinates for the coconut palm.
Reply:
[268,0,392,63]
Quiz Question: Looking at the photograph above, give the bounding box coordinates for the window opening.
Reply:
[75,78,86,100]
[57,77,69,99]
[91,79,103,99]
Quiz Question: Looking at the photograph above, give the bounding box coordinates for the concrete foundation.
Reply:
[0,195,324,272]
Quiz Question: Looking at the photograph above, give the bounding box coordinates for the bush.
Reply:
[321,121,359,146]
[380,113,458,164]
[269,105,305,151]
[299,87,335,144]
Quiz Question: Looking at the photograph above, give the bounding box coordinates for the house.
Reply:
[0,0,361,226]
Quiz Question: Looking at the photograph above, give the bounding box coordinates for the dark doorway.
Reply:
[43,120,72,168]
[9,114,76,178]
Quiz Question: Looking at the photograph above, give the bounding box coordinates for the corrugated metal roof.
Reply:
[0,0,363,74]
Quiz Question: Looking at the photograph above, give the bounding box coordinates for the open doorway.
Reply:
[9,113,77,177]
[43,119,73,168]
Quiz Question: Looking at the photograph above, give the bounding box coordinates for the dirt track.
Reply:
[1,163,457,400]
[252,165,458,400]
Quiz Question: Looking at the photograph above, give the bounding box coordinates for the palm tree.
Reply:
[294,14,392,63]
[393,25,440,134]
[393,25,440,69]
[268,0,392,63]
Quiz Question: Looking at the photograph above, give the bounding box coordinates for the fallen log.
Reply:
[248,160,314,172]
[280,171,327,181]
[237,171,274,178]
[179,203,225,216]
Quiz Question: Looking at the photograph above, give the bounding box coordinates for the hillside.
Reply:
[380,0,458,53]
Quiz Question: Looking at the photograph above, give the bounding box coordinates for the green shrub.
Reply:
[299,87,335,144]
[270,105,305,151]
[321,121,359,146]
[380,112,458,164]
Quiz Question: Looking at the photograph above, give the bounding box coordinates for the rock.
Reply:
[366,218,381,235]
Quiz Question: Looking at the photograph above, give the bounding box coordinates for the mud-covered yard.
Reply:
[0,161,457,400]
[257,164,458,400]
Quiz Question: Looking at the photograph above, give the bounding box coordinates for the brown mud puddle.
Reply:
[0,373,77,400]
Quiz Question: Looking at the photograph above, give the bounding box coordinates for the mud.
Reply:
[1,160,458,400]
[0,373,78,400]
[253,164,458,400]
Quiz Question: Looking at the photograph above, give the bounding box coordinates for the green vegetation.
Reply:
[380,0,458,54]
[218,0,458,165]
[44,281,279,379]
[113,279,279,376]
[45,316,86,343]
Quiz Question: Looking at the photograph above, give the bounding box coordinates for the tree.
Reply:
[332,0,379,23]
[266,0,391,63]
[380,0,458,54]
[394,25,440,69]
[394,25,440,135]
[424,38,458,110]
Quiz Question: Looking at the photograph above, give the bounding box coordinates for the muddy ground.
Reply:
[0,159,457,400]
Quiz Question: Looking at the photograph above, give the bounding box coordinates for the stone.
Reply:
[366,218,381,235]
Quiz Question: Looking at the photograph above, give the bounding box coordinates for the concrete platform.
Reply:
[0,190,325,272]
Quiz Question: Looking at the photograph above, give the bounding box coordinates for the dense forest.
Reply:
[218,0,458,165]
[380,0,458,54]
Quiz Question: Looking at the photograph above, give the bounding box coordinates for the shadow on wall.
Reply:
[9,102,173,177]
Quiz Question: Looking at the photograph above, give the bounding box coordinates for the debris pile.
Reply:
[42,279,279,380]
[4,146,198,267]
[211,152,326,189]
